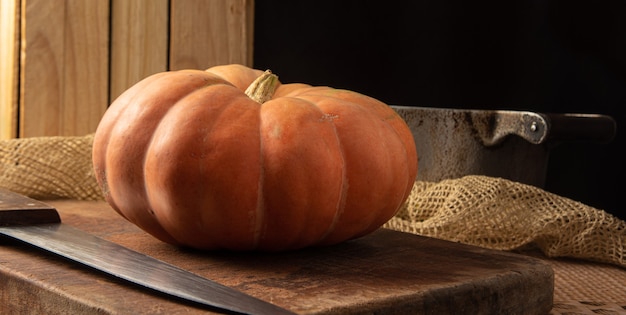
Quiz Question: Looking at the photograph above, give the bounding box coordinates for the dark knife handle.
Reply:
[0,188,61,226]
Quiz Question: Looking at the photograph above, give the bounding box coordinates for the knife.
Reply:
[0,188,296,315]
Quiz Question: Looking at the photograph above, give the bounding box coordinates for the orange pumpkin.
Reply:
[92,64,417,251]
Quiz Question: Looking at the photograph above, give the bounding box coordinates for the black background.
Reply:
[253,1,625,219]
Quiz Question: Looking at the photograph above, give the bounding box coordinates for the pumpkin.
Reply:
[92,64,417,251]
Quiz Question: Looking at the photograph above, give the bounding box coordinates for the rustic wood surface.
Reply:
[169,0,254,70]
[20,0,110,137]
[3,0,254,139]
[0,0,20,140]
[109,0,169,102]
[0,200,554,314]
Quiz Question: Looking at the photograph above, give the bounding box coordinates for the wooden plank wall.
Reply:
[0,1,20,139]
[169,0,255,71]
[109,0,169,102]
[19,0,110,138]
[0,0,254,140]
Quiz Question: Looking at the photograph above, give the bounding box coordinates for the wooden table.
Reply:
[0,200,554,314]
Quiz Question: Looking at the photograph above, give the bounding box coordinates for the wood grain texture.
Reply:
[0,199,554,314]
[3,0,254,138]
[0,0,20,140]
[109,0,169,102]
[169,0,254,70]
[20,0,109,137]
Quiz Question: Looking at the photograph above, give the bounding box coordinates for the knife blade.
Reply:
[0,188,296,315]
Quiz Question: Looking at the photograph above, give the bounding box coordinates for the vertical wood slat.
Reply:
[20,0,109,137]
[169,0,254,70]
[0,0,20,140]
[109,0,168,102]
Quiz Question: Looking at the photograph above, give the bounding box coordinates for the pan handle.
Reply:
[544,113,617,144]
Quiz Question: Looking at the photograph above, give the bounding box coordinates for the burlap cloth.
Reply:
[1,134,625,312]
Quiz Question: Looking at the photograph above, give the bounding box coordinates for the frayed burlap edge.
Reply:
[383,176,625,268]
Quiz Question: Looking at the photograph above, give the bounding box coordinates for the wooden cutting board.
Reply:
[0,200,553,314]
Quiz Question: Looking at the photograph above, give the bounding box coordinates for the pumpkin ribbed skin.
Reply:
[92,64,417,251]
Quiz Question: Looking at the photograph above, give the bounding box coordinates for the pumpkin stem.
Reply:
[245,70,279,104]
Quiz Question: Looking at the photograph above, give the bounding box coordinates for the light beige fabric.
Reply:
[385,176,625,268]
[0,134,100,200]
